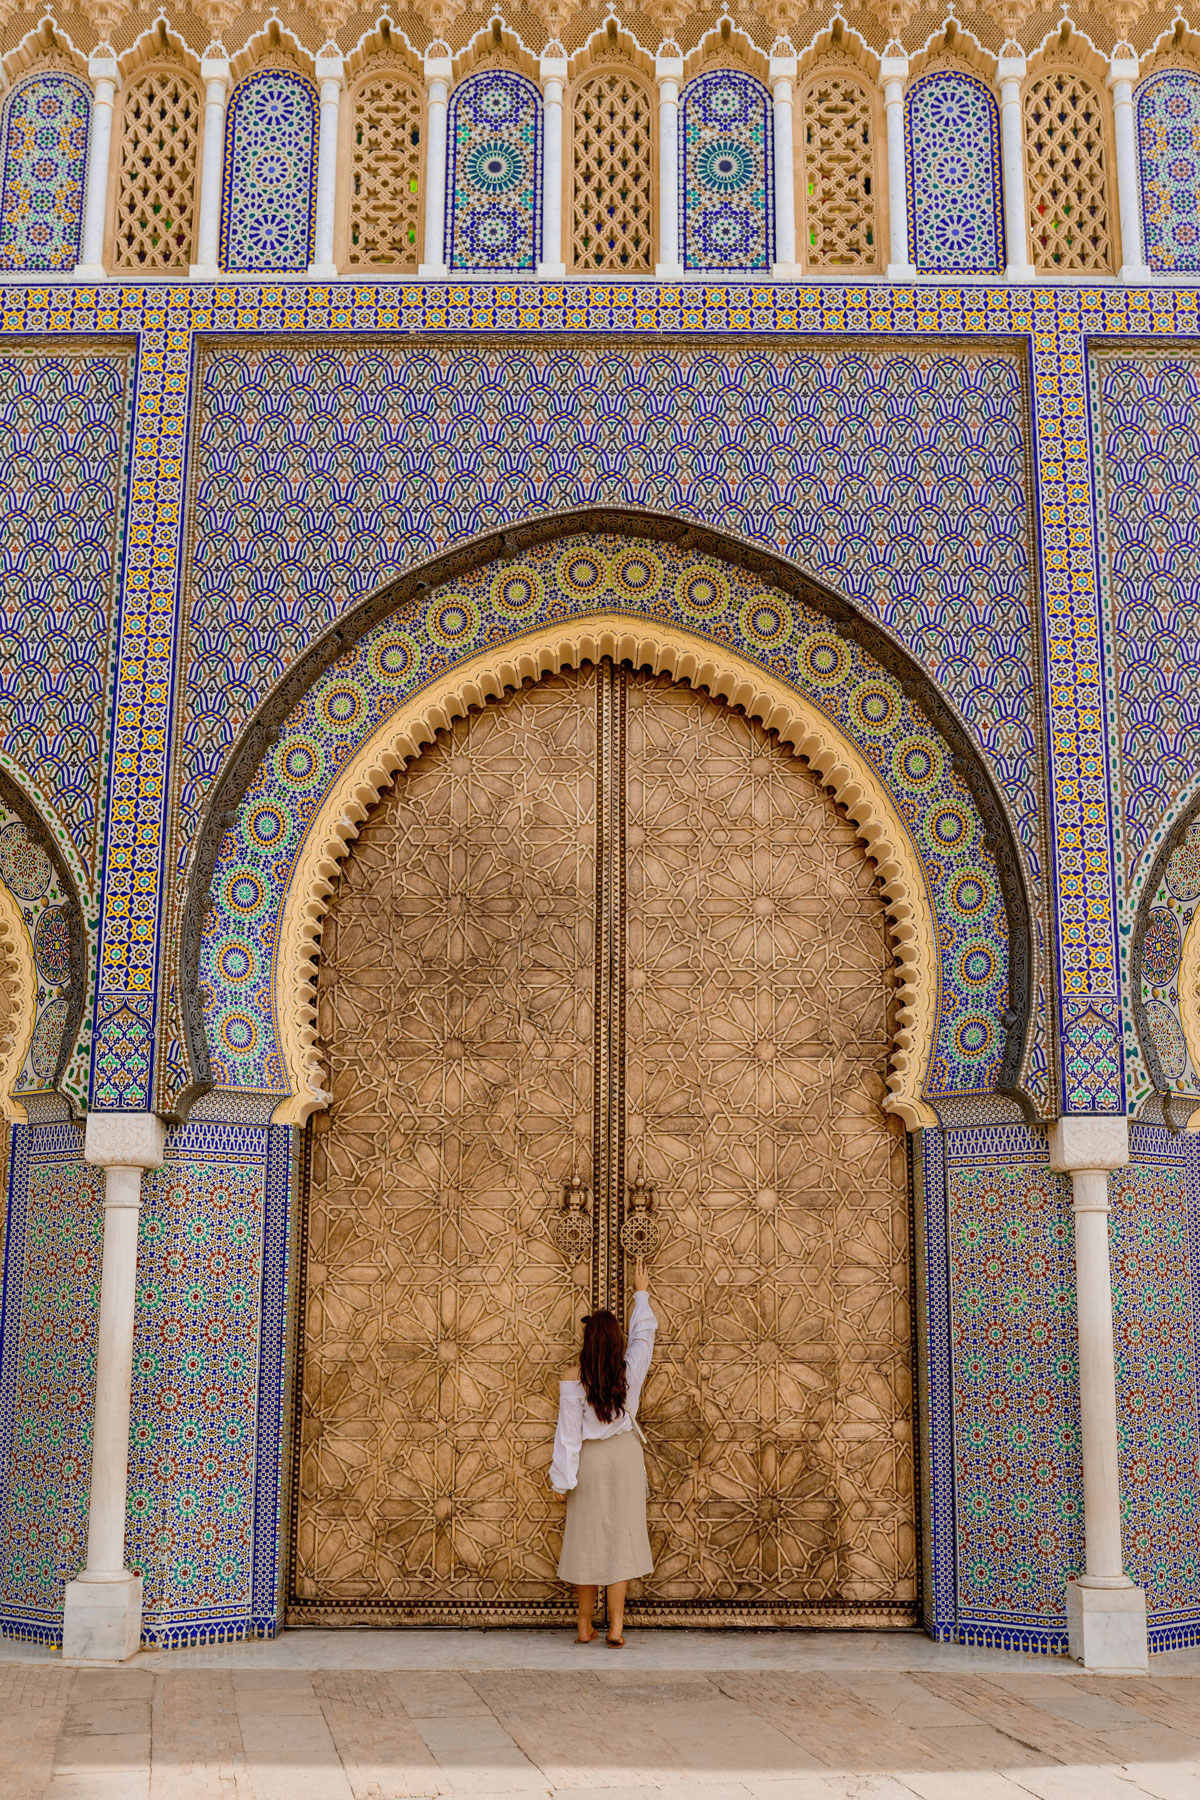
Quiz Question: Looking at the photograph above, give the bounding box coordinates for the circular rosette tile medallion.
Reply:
[674,565,729,618]
[30,995,69,1079]
[558,550,609,600]
[1145,998,1189,1082]
[1166,823,1200,901]
[800,634,850,686]
[492,567,544,617]
[891,738,943,792]
[1141,909,1181,987]
[612,550,663,599]
[369,635,413,684]
[33,904,70,985]
[849,684,899,737]
[739,595,793,651]
[427,595,481,648]
[0,822,51,901]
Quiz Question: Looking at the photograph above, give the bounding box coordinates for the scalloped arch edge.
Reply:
[269,616,944,1130]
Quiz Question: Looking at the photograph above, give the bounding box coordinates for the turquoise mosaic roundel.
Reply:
[696,141,755,194]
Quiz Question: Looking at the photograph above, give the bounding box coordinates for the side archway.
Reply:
[1131,790,1200,1117]
[179,512,1034,1127]
[0,773,86,1118]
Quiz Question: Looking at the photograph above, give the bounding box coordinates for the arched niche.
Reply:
[177,510,1035,1129]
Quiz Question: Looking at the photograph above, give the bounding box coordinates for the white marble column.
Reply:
[1049,1117,1148,1674]
[770,43,798,279]
[655,46,683,280]
[189,50,229,279]
[74,48,119,280]
[998,50,1035,281]
[308,48,343,278]
[1109,51,1151,282]
[419,46,452,277]
[62,1114,166,1661]
[538,44,567,278]
[881,52,916,281]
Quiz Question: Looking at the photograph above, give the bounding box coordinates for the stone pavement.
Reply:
[1,1630,1199,1800]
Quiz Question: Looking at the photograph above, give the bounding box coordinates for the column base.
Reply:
[307,262,338,279]
[655,263,684,281]
[72,263,107,281]
[1005,264,1037,282]
[62,1572,143,1662]
[537,262,567,279]
[1119,264,1153,284]
[189,264,221,280]
[887,263,917,281]
[1067,1578,1148,1674]
[418,263,448,280]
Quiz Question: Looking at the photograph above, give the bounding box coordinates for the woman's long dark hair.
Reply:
[579,1310,627,1423]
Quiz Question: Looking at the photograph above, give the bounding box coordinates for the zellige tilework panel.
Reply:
[0,1122,100,1644]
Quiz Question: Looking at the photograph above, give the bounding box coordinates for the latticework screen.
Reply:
[113,68,200,271]
[1024,70,1113,272]
[347,73,422,270]
[571,69,654,273]
[801,73,878,270]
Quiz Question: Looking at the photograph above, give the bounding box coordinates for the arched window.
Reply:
[220,67,317,273]
[905,69,1003,274]
[680,68,773,271]
[345,69,423,271]
[1024,69,1114,272]
[0,72,90,272]
[1136,68,1200,274]
[111,66,201,272]
[446,69,542,272]
[800,71,880,271]
[570,68,654,273]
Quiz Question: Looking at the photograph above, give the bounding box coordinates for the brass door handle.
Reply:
[620,1173,662,1255]
[548,1171,593,1260]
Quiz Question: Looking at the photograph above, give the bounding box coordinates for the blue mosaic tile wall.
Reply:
[128,1118,295,1647]
[220,71,318,275]
[446,71,542,272]
[0,75,89,274]
[0,346,131,893]
[680,70,773,272]
[1137,71,1200,277]
[1113,1125,1200,1650]
[905,72,1004,277]
[0,1122,100,1645]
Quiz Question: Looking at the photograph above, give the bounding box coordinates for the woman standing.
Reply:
[550,1259,657,1646]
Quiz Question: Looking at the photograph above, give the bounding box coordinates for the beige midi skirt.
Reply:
[557,1429,654,1587]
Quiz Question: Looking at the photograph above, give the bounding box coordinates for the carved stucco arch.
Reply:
[0,873,38,1122]
[273,616,939,1129]
[179,509,1034,1124]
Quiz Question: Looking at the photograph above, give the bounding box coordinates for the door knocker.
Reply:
[548,1172,593,1260]
[620,1174,662,1255]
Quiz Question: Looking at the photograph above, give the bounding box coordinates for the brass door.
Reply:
[290,661,915,1626]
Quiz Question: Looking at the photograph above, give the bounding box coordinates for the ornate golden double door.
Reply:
[290,662,916,1627]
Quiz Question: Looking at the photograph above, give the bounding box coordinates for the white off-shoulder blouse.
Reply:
[549,1291,657,1494]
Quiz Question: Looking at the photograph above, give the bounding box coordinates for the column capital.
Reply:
[880,54,909,87]
[997,53,1027,83]
[87,49,120,88]
[200,54,230,85]
[1107,52,1139,88]
[84,1112,167,1173]
[769,50,797,86]
[655,49,683,86]
[425,45,453,85]
[315,52,345,87]
[1048,1115,1130,1175]
[540,45,568,85]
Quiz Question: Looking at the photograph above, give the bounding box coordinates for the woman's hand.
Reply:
[633,1256,649,1293]
[549,1483,567,1500]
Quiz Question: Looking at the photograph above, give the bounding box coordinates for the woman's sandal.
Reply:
[605,1634,625,1648]
[574,1629,597,1644]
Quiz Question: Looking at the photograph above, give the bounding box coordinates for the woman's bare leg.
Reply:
[575,1584,598,1641]
[606,1580,628,1643]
